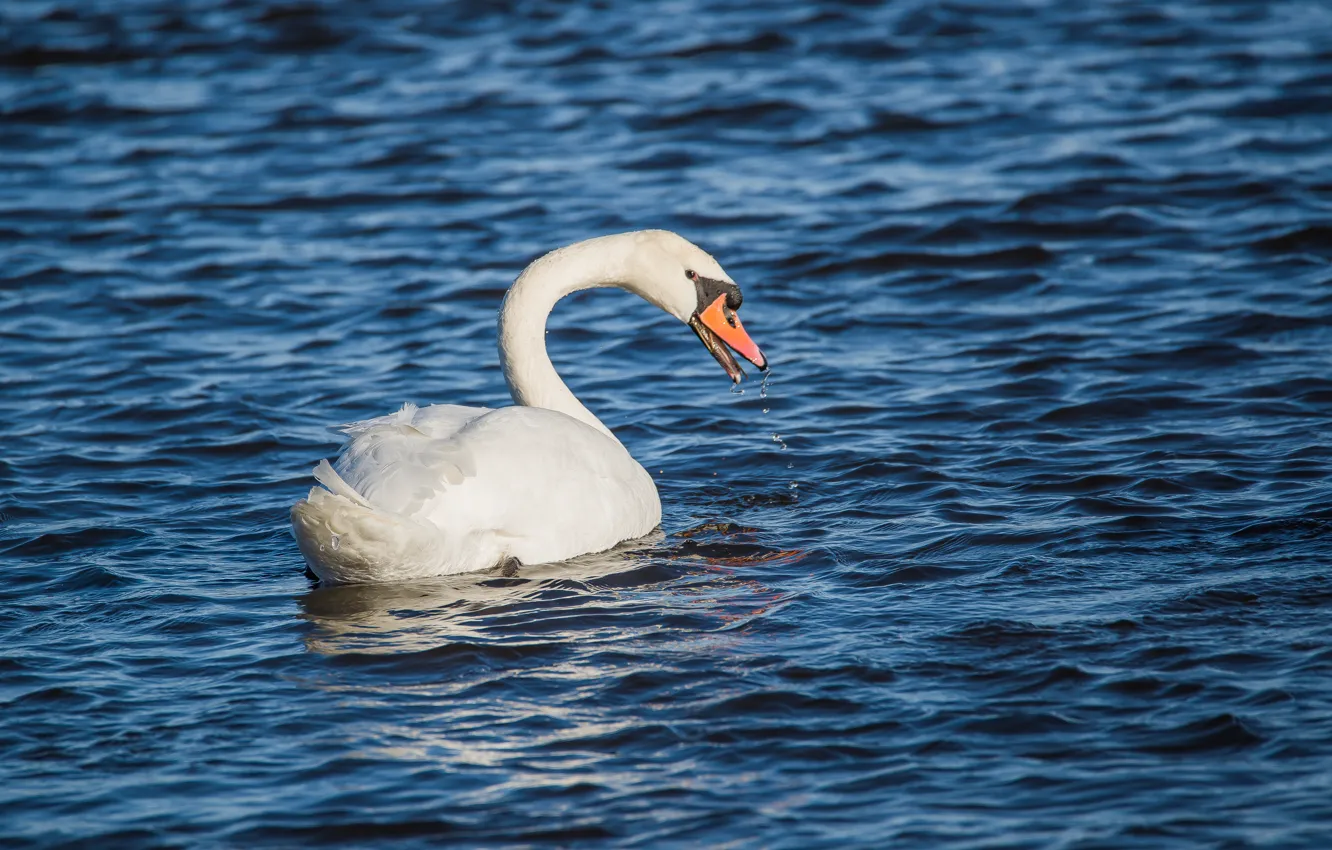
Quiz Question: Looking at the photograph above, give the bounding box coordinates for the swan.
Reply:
[291,230,768,584]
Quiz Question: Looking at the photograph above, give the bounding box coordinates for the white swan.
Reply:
[291,230,767,584]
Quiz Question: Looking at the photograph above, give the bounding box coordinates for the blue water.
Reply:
[4,1,1332,846]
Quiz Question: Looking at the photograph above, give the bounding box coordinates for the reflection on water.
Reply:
[294,527,802,794]
[299,529,798,656]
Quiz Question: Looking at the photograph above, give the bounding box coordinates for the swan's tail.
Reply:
[290,460,441,584]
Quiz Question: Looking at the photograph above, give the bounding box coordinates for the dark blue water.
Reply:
[4,1,1332,846]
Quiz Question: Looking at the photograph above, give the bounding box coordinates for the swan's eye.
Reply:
[685,269,697,281]
[725,308,738,328]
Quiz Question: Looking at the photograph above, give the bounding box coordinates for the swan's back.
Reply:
[292,403,661,583]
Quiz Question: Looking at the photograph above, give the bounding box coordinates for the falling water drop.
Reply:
[754,368,795,496]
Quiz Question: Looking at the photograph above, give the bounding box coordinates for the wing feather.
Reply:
[332,403,493,518]
[312,459,372,507]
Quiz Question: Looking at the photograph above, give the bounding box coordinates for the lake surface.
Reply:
[3,0,1332,846]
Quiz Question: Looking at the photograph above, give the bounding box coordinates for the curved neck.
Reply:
[497,235,655,442]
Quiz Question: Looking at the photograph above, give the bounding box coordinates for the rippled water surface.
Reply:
[4,1,1332,846]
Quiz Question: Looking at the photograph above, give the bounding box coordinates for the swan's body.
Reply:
[292,230,766,584]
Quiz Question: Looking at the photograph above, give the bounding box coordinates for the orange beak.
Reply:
[688,294,767,382]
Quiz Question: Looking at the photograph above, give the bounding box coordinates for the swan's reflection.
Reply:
[297,526,800,656]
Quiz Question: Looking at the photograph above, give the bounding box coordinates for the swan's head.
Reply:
[630,230,768,383]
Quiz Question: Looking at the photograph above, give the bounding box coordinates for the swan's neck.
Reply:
[498,235,661,442]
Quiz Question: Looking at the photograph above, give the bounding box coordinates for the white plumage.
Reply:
[291,230,764,584]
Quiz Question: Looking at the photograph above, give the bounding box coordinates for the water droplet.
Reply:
[330,534,340,551]
[772,433,788,451]
[730,384,745,395]
[759,370,771,400]
[789,480,799,490]
[762,407,769,414]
